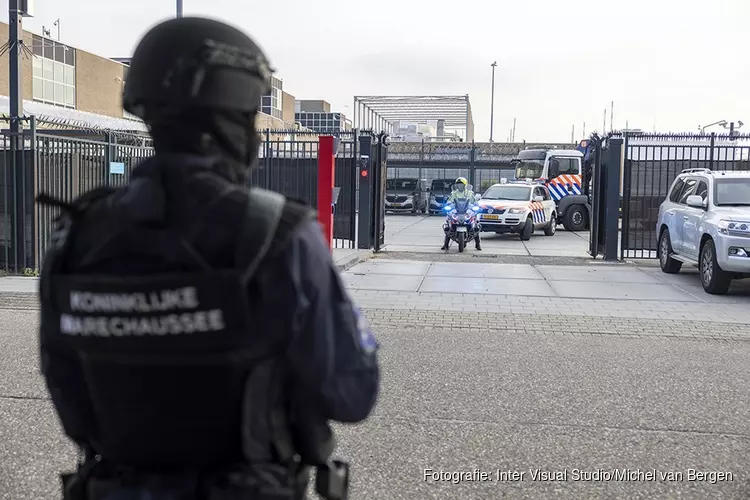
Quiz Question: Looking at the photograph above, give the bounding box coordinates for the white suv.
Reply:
[656,169,750,294]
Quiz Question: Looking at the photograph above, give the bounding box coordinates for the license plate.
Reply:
[391,203,402,207]
[457,227,467,232]
[482,214,499,220]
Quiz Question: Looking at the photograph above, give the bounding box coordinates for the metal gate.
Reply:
[587,133,621,261]
[620,132,750,259]
[249,130,365,249]
[588,135,605,258]
[357,132,388,251]
[372,133,388,251]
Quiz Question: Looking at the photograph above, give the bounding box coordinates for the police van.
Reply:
[512,148,589,231]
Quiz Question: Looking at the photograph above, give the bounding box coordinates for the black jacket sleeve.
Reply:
[283,220,380,423]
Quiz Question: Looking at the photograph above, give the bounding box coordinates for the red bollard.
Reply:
[317,135,335,251]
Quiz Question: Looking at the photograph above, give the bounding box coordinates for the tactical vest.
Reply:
[37,183,349,500]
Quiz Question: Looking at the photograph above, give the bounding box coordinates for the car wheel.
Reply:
[563,205,586,232]
[520,217,533,241]
[544,213,556,236]
[657,230,682,274]
[699,239,732,295]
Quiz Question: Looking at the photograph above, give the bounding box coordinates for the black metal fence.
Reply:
[621,132,750,259]
[1,122,369,273]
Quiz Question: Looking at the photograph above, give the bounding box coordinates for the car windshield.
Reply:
[482,185,531,201]
[431,180,453,194]
[514,161,544,179]
[714,178,750,206]
[386,179,417,193]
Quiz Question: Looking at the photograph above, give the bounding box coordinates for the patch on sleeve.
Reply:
[353,306,378,354]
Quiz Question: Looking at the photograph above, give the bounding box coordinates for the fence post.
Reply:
[318,135,335,251]
[357,134,373,250]
[11,121,26,272]
[620,132,631,261]
[104,131,113,185]
[709,132,715,170]
[29,116,38,270]
[469,141,476,187]
[603,137,622,261]
[263,129,271,187]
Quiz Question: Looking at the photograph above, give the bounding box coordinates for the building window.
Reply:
[259,76,283,120]
[293,111,344,134]
[31,34,75,108]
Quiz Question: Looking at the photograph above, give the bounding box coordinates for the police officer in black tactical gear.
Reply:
[37,16,379,500]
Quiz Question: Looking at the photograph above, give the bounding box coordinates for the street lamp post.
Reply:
[176,0,183,17]
[490,61,497,143]
[700,120,727,134]
[9,0,22,136]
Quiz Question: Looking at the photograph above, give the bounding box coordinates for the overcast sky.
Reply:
[10,0,749,142]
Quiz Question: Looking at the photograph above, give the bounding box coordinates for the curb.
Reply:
[334,251,371,272]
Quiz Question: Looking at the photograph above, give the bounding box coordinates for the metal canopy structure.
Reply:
[353,95,474,141]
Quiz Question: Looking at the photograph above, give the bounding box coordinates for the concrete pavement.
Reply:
[1,220,749,499]
[333,258,750,499]
[345,259,750,321]
[381,214,591,257]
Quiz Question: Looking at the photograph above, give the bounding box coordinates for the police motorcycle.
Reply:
[442,197,481,253]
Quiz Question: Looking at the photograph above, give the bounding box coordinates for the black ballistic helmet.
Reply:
[123,17,272,120]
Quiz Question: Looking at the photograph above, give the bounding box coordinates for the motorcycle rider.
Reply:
[37,17,379,500]
[441,177,482,251]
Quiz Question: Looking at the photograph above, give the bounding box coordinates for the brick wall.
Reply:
[75,49,126,118]
[0,21,35,101]
[282,91,296,124]
[0,21,127,119]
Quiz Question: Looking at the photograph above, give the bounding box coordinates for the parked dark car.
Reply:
[428,179,454,214]
[385,178,428,213]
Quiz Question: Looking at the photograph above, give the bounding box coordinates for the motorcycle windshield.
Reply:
[453,198,471,213]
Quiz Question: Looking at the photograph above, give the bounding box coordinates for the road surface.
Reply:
[0,216,748,499]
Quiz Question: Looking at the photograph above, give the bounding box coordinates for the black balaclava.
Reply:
[144,106,260,185]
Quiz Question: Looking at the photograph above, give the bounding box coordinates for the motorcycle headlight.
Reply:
[508,208,525,214]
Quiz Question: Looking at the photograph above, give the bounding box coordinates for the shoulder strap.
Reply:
[235,190,315,464]
[37,187,120,306]
[236,188,315,285]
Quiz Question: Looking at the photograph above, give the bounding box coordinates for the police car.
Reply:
[475,180,557,240]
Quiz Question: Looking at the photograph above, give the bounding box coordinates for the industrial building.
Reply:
[295,100,352,134]
[0,21,311,134]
